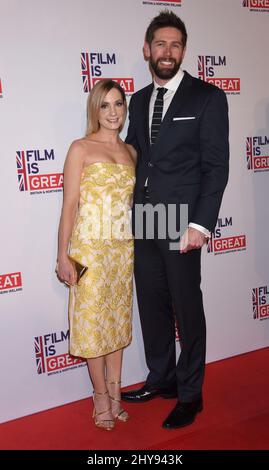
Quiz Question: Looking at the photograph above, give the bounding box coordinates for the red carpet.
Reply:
[0,348,269,450]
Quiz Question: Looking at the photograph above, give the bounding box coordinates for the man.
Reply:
[122,11,229,429]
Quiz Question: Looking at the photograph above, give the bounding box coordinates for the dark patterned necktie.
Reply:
[150,87,167,145]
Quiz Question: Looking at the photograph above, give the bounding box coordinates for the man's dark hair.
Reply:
[145,10,187,47]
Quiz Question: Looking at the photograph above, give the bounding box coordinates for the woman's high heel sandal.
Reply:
[106,380,129,422]
[92,390,115,431]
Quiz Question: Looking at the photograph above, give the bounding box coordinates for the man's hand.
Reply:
[179,227,208,254]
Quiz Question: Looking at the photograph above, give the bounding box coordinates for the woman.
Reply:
[56,80,136,431]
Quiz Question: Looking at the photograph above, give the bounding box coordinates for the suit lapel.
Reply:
[140,83,153,154]
[152,72,193,149]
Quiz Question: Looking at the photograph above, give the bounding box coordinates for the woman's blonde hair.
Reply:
[86,79,127,136]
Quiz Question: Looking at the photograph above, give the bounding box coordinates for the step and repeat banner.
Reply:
[0,0,269,423]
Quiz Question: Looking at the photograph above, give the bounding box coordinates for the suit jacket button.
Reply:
[148,162,154,167]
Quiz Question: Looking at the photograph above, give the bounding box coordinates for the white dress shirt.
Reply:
[146,69,210,238]
[149,68,185,135]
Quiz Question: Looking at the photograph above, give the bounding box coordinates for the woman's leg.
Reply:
[105,349,129,421]
[105,348,123,383]
[87,356,114,430]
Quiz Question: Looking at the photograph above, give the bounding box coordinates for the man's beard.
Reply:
[150,57,181,80]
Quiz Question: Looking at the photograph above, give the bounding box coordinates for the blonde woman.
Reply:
[56,80,136,430]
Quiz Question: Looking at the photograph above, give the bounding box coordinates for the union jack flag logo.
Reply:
[35,336,46,374]
[16,151,28,191]
[175,319,180,341]
[207,239,213,253]
[246,137,254,170]
[198,56,205,81]
[252,288,259,319]
[81,52,91,92]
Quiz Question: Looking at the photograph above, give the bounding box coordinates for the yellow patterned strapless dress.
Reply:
[68,162,135,358]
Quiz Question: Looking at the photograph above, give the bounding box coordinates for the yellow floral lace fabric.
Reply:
[68,162,135,358]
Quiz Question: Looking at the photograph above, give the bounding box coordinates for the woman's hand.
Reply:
[56,255,77,286]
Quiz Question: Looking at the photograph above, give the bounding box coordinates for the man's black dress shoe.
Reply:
[162,398,203,429]
[121,384,177,403]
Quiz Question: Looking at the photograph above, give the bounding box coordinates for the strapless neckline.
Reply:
[83,162,135,172]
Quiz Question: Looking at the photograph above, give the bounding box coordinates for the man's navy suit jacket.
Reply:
[126,71,229,233]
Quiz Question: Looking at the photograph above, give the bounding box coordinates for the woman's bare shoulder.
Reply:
[67,137,96,159]
[69,137,92,151]
[64,139,89,171]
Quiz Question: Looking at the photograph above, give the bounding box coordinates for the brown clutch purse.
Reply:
[68,255,88,285]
